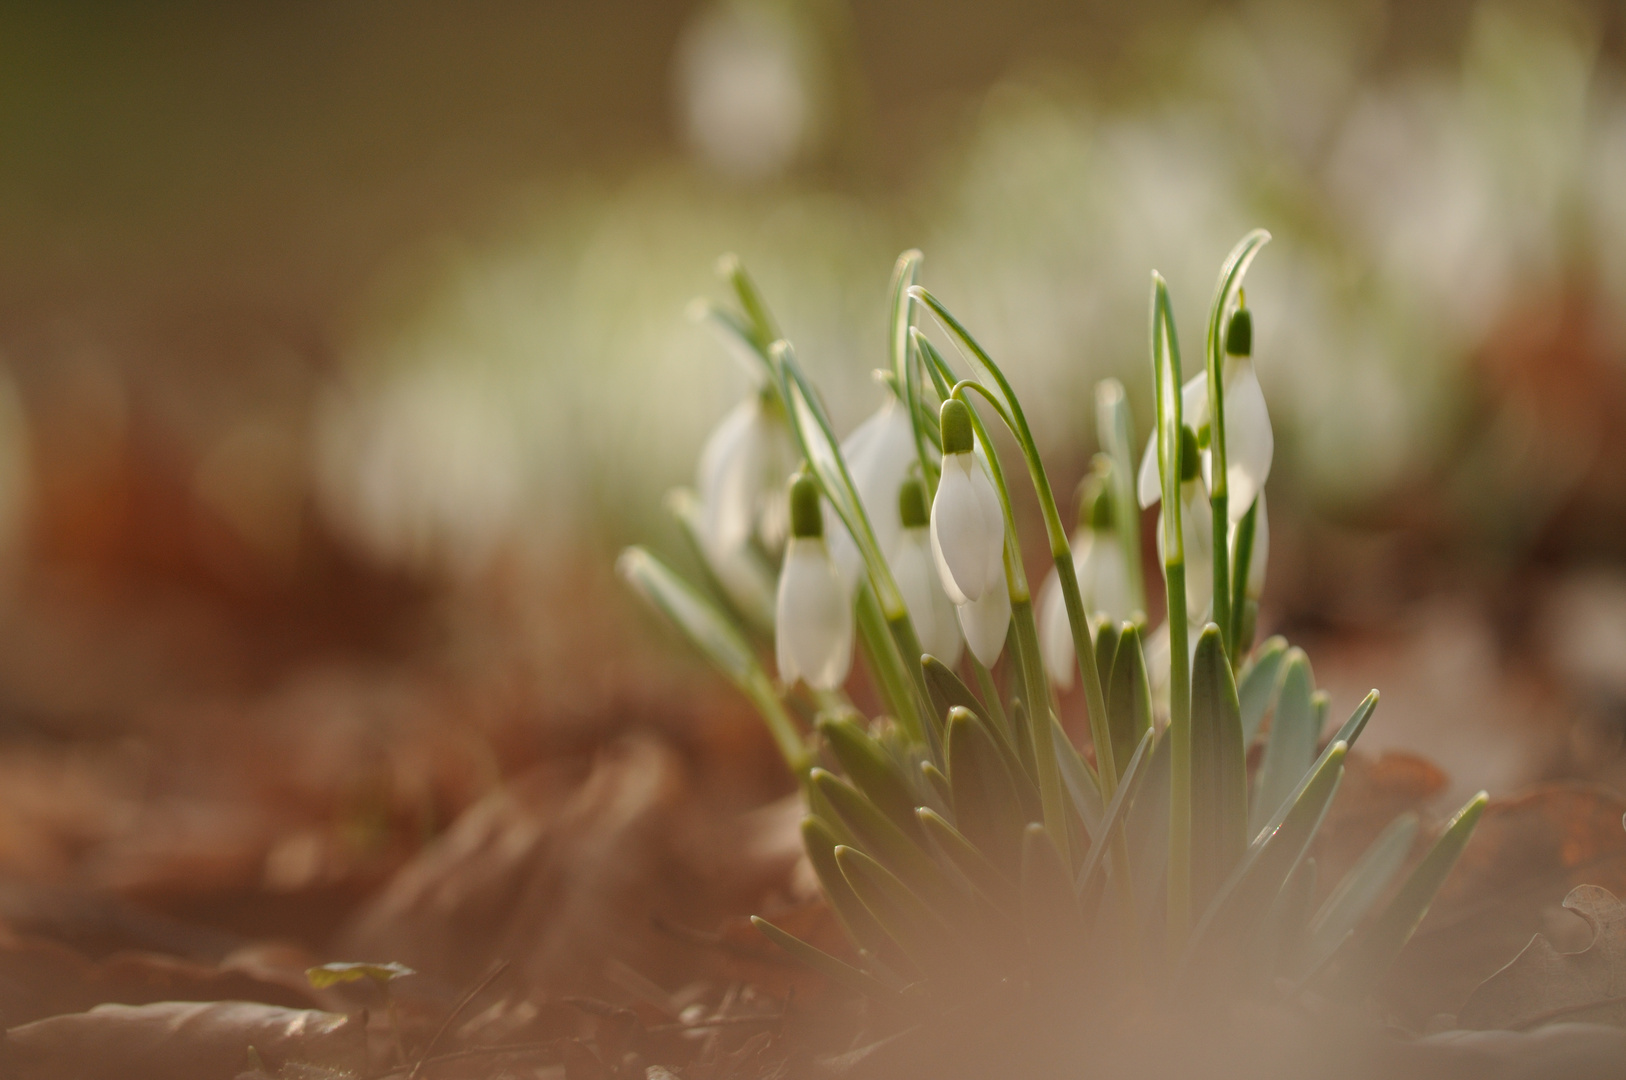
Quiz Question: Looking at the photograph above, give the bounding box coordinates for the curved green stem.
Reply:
[915,292,1113,798]
[1151,273,1193,949]
[1202,230,1271,661]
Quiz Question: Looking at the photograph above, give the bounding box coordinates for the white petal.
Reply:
[844,396,917,562]
[930,515,968,606]
[826,499,864,590]
[1037,565,1075,689]
[892,527,963,668]
[1181,371,1211,430]
[1078,532,1134,624]
[1182,488,1215,622]
[698,399,763,554]
[957,566,1012,667]
[1220,360,1273,522]
[930,454,1003,603]
[775,538,854,690]
[1137,432,1161,508]
[697,397,794,557]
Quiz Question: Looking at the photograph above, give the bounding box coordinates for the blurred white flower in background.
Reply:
[315,369,523,577]
[675,1,819,182]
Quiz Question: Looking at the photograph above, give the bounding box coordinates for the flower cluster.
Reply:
[620,236,1486,1029]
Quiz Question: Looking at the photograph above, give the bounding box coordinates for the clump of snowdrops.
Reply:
[620,234,1485,1036]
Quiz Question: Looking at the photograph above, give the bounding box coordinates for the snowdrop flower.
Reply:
[775,474,853,690]
[1039,469,1135,689]
[930,399,1004,604]
[699,391,797,557]
[828,391,919,587]
[1137,306,1272,522]
[890,478,963,667]
[1152,426,1216,623]
[957,560,1012,667]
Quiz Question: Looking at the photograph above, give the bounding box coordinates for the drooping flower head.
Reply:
[890,477,963,667]
[1136,303,1272,523]
[930,398,1005,605]
[828,390,919,588]
[775,473,854,690]
[1040,460,1135,689]
[697,390,796,566]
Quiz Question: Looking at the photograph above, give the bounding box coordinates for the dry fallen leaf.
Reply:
[5,1000,364,1080]
[1385,783,1626,1022]
[336,734,803,997]
[1457,884,1626,1030]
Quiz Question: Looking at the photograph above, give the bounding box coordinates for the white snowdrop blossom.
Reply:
[829,393,919,588]
[1156,481,1216,623]
[957,560,1012,667]
[1137,356,1273,522]
[930,400,1004,604]
[698,394,796,559]
[775,476,853,690]
[890,479,963,667]
[1038,530,1134,689]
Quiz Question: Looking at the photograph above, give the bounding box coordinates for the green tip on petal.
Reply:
[1225,307,1252,357]
[898,476,929,529]
[789,473,823,538]
[940,398,974,455]
[1179,425,1202,483]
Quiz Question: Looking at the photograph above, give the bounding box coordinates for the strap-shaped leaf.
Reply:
[1330,791,1488,999]
[1328,689,1379,751]
[923,655,1024,771]
[946,707,1028,875]
[1094,619,1122,696]
[1186,742,1347,968]
[1125,730,1172,913]
[1237,636,1288,744]
[751,916,901,1003]
[921,761,953,810]
[1107,623,1153,784]
[836,845,959,981]
[1256,857,1317,985]
[1053,714,1104,843]
[801,817,914,982]
[618,547,805,772]
[1190,625,1249,912]
[1303,812,1418,976]
[917,807,1016,915]
[818,715,925,843]
[1250,648,1317,838]
[1074,727,1156,897]
[810,769,948,903]
[1022,824,1086,958]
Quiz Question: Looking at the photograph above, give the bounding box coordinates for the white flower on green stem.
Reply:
[829,391,918,588]
[1157,480,1216,623]
[1038,467,1134,689]
[957,560,1012,667]
[1039,531,1133,689]
[775,475,853,690]
[698,392,796,562]
[930,399,1004,604]
[890,478,963,667]
[1136,308,1272,522]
